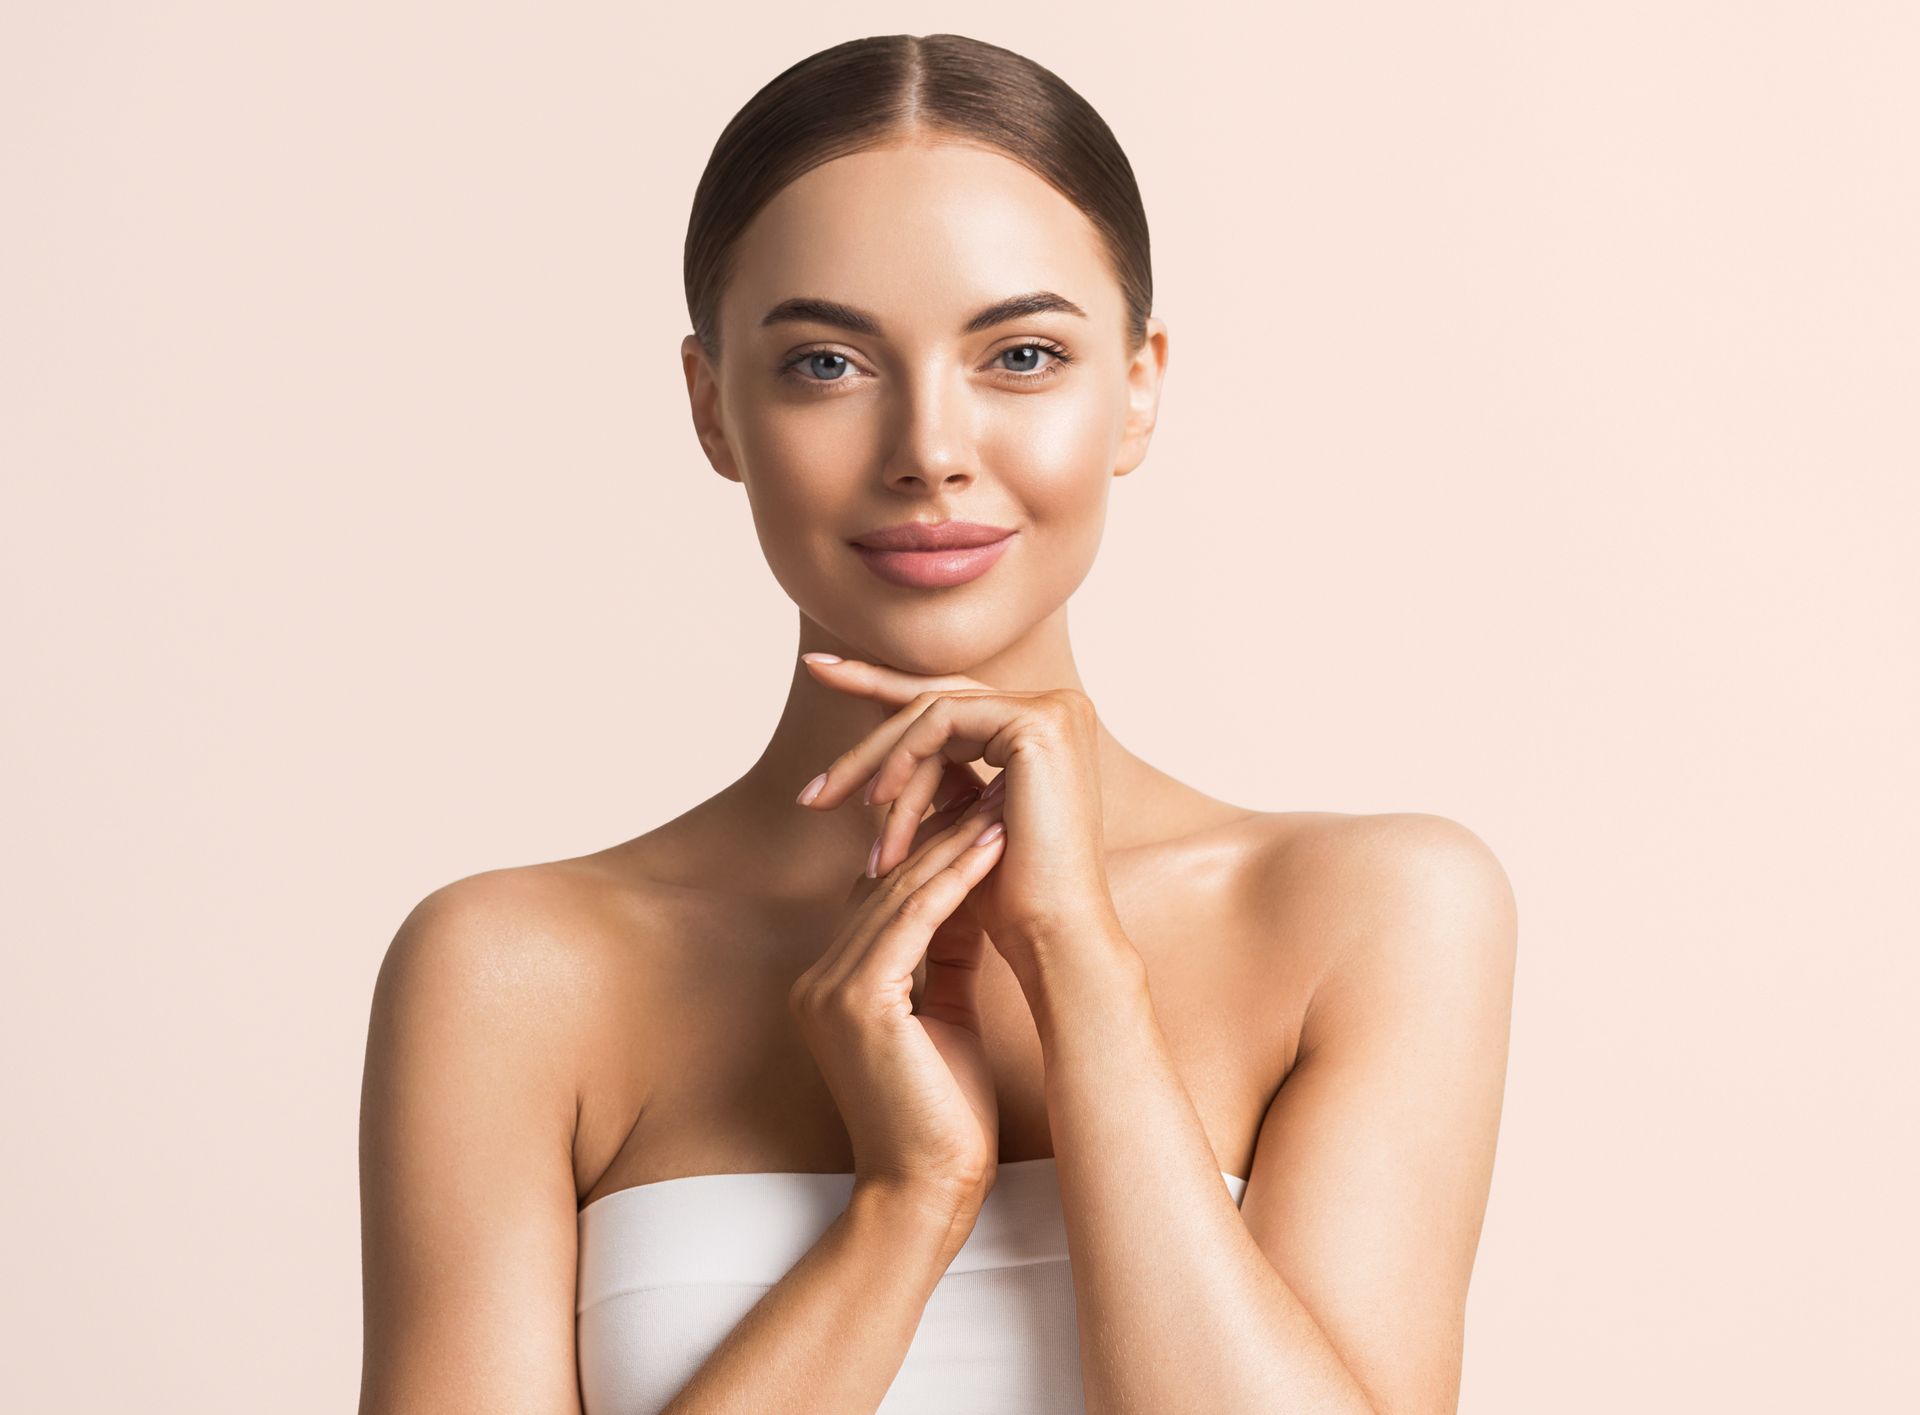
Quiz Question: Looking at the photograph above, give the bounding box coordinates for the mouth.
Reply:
[848,521,1017,589]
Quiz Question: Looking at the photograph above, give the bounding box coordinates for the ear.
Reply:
[1113,314,1169,478]
[681,333,742,483]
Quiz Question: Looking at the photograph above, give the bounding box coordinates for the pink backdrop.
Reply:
[4,5,1914,1409]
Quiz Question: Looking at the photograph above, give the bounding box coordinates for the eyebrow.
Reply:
[758,290,1088,337]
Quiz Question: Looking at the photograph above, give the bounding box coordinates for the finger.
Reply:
[910,763,995,1005]
[846,809,1008,999]
[841,775,987,919]
[931,759,988,812]
[824,787,992,968]
[860,694,1021,848]
[887,695,1027,788]
[806,685,1027,815]
[874,753,959,878]
[801,690,951,812]
[802,655,987,708]
[918,919,991,1032]
[813,796,1005,997]
[871,724,991,807]
[909,769,984,855]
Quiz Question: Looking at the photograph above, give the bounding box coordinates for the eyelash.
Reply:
[776,340,1074,391]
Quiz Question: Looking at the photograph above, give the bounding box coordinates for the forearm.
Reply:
[659,1182,972,1415]
[1028,936,1375,1414]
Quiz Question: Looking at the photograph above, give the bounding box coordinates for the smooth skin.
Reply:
[785,779,1010,1222]
[358,134,1516,1413]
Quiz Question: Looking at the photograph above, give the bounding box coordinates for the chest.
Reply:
[576,847,1311,1206]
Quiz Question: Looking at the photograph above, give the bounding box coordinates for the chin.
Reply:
[820,614,1009,679]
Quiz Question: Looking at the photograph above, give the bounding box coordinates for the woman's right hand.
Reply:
[788,765,1010,1224]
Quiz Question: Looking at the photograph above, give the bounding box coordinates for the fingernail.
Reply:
[933,781,976,811]
[971,820,1005,847]
[802,652,842,665]
[981,773,1007,802]
[862,770,880,805]
[866,835,883,877]
[796,772,827,806]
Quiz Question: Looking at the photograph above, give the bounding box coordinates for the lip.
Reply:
[848,521,1017,589]
[850,520,1016,550]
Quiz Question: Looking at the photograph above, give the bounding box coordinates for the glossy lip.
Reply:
[849,519,1015,550]
[849,522,1017,589]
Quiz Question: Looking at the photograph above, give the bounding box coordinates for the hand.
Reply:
[794,654,1136,995]
[788,782,1010,1222]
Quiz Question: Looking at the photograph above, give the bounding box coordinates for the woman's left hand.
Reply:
[794,654,1141,995]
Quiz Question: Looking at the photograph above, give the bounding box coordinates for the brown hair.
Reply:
[684,33,1152,361]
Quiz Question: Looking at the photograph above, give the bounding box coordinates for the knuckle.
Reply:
[1037,689,1095,737]
[1048,687,1093,719]
[892,881,949,924]
[817,986,871,1025]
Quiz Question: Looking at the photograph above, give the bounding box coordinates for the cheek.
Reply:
[978,383,1120,525]
[729,407,874,586]
[737,403,868,502]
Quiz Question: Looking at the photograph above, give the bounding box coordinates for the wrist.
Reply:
[847,1176,984,1268]
[1016,919,1153,1044]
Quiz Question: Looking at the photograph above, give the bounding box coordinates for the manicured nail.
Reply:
[933,781,976,811]
[971,820,1005,847]
[796,772,827,806]
[981,773,1007,802]
[802,652,843,665]
[862,770,880,805]
[866,835,883,877]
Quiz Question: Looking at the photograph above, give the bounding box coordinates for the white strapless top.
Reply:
[577,1156,1248,1414]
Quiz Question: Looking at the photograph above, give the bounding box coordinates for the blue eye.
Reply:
[778,349,860,387]
[994,342,1072,381]
[779,340,1072,391]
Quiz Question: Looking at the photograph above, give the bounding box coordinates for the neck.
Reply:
[714,605,1151,892]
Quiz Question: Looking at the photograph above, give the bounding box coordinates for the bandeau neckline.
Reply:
[579,1154,1248,1221]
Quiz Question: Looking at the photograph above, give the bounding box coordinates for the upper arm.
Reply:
[358,870,601,1415]
[1241,814,1518,1415]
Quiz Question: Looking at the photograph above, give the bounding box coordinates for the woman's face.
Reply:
[682,138,1167,674]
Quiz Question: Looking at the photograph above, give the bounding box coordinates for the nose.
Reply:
[879,363,977,492]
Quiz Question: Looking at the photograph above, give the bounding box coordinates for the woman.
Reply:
[358,32,1517,1415]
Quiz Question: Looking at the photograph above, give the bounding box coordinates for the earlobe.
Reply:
[1114,316,1169,478]
[681,333,743,483]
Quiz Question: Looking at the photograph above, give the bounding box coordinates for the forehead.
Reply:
[722,139,1120,335]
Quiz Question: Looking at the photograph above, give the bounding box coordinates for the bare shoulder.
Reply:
[1243,810,1518,987]
[383,855,658,964]
[1249,809,1516,911]
[1227,813,1517,1412]
[365,858,672,1187]
[1238,811,1517,1083]
[359,859,664,1410]
[373,859,651,1038]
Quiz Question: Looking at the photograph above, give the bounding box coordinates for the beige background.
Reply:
[4,4,1915,1410]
